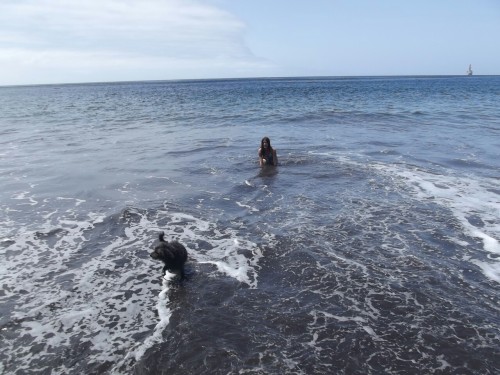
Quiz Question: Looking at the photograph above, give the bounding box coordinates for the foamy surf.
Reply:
[373,162,500,283]
[0,205,266,374]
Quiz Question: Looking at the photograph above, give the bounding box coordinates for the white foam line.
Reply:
[371,162,500,283]
[202,260,253,285]
[307,332,319,348]
[436,355,452,370]
[161,213,265,289]
[362,325,385,341]
[120,272,174,367]
[311,310,367,324]
[236,201,260,212]
[11,191,38,205]
[470,260,500,283]
[471,230,500,255]
[56,196,86,206]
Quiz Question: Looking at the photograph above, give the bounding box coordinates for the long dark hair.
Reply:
[259,137,273,156]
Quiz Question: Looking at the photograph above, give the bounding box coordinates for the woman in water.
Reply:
[258,137,278,167]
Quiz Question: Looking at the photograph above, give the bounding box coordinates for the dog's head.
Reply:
[150,231,177,263]
[150,244,163,260]
[150,231,166,259]
[149,232,188,278]
[150,242,175,262]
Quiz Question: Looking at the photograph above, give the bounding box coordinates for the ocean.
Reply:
[0,76,499,374]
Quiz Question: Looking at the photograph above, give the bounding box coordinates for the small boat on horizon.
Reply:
[466,64,473,76]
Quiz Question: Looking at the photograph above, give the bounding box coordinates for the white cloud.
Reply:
[0,0,273,85]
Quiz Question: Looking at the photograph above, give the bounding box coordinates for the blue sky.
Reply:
[0,0,499,85]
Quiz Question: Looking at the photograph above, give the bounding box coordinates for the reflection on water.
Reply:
[258,165,279,178]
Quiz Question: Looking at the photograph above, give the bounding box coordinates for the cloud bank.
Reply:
[0,0,272,85]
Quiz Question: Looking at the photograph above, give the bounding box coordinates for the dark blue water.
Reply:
[1,76,499,374]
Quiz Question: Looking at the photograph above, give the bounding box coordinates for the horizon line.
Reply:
[1,74,497,88]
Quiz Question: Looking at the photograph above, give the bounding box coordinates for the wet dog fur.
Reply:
[150,231,188,280]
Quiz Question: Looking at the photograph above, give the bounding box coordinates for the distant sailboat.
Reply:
[466,64,473,76]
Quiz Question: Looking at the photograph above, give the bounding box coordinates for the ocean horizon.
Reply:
[2,74,499,88]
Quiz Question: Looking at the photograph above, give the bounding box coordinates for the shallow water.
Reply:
[1,76,499,374]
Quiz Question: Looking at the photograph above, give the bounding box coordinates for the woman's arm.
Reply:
[272,149,278,166]
[258,148,264,167]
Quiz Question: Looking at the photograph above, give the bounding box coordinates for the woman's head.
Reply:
[261,137,272,150]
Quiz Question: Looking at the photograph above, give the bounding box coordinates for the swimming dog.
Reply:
[150,231,188,280]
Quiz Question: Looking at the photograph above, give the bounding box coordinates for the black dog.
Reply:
[150,232,188,280]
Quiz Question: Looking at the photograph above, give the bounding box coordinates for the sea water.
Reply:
[0,76,499,374]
